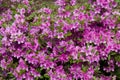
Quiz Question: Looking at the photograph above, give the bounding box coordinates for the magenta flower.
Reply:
[0,0,120,79]
[55,0,66,6]
[70,0,76,6]
[16,58,28,73]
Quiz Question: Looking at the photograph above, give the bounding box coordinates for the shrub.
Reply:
[0,0,120,80]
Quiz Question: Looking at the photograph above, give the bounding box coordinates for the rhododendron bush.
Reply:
[0,0,120,80]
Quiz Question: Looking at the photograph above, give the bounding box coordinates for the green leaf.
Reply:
[19,70,26,75]
[65,32,72,37]
[110,51,116,56]
[115,55,120,62]
[85,3,91,11]
[27,50,31,54]
[113,66,120,79]
[27,12,36,20]
[80,20,85,25]
[66,18,72,23]
[108,55,111,60]
[8,62,18,69]
[34,77,39,80]
[33,21,41,26]
[82,65,88,72]
[69,58,74,64]
[36,67,43,73]
[1,3,7,7]
[78,52,81,58]
[38,37,47,48]
[2,23,7,28]
[0,35,3,40]
[7,72,15,78]
[44,74,50,78]
[115,0,120,2]
[93,76,97,80]
[65,5,71,10]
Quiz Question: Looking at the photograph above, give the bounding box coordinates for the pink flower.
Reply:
[16,58,28,73]
[70,0,76,6]
[55,0,66,6]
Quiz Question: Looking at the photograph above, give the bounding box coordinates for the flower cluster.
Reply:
[0,0,120,80]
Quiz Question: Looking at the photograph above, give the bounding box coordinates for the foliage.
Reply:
[0,0,120,80]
